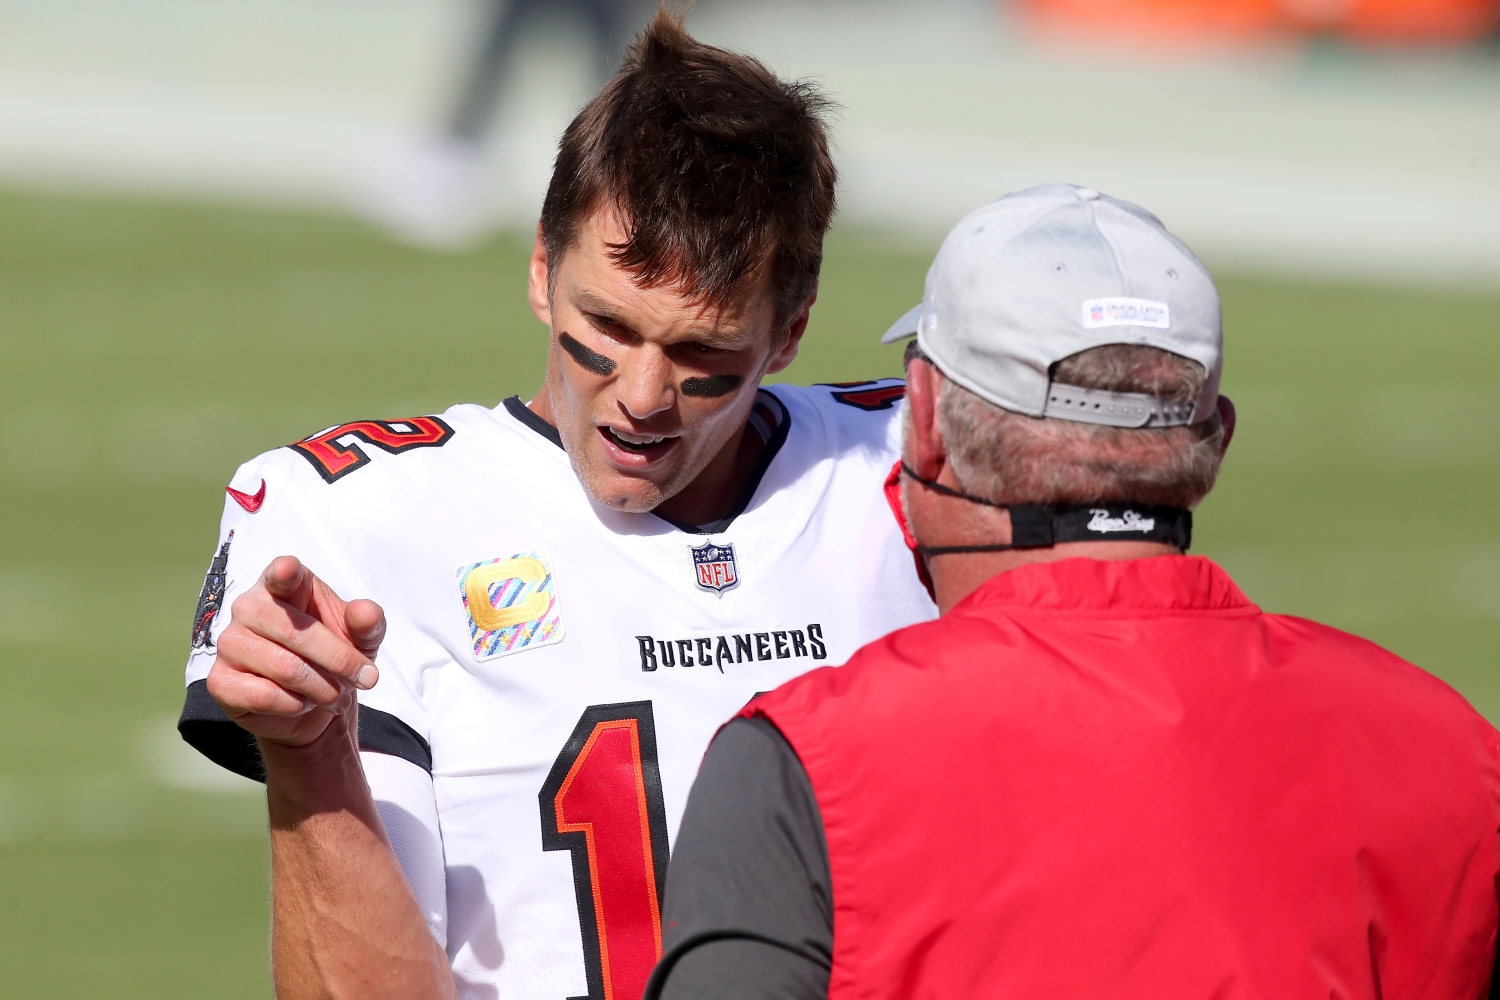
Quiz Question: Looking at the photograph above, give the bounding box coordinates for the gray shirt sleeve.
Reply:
[645,716,833,1000]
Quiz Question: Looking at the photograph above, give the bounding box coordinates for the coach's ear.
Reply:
[1216,394,1236,457]
[903,357,947,482]
[765,289,816,376]
[528,222,553,328]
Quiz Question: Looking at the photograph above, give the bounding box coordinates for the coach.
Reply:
[646,185,1500,1000]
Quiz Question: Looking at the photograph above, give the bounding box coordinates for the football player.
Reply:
[179,10,934,1000]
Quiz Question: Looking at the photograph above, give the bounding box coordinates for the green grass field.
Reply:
[1,189,1497,997]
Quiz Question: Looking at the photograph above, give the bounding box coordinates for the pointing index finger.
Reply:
[262,556,307,600]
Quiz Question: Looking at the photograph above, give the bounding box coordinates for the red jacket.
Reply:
[748,556,1500,1000]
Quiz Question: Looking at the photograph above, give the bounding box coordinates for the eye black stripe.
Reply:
[681,375,743,398]
[559,332,616,376]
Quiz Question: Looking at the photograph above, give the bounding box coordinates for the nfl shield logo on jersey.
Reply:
[690,541,740,595]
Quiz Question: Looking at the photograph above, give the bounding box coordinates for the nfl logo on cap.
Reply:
[690,541,739,595]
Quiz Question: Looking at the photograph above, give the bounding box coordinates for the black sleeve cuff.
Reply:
[177,678,433,783]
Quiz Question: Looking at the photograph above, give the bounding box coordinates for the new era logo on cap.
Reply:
[1082,298,1171,330]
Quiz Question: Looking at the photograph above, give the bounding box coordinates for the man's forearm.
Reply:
[263,711,454,1000]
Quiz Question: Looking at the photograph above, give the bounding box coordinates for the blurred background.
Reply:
[1,0,1497,995]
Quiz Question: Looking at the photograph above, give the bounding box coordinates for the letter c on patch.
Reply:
[464,556,550,632]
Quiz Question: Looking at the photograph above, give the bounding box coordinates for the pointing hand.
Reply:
[206,556,386,749]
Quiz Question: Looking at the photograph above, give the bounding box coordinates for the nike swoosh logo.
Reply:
[226,479,266,513]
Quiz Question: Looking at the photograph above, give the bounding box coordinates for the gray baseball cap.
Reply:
[882,183,1222,427]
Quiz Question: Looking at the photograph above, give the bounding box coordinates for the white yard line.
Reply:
[0,719,262,845]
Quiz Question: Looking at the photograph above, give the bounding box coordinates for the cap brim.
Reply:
[880,304,923,345]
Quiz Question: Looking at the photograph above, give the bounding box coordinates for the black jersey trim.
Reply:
[503,395,564,450]
[179,680,264,781]
[655,390,792,536]
[178,679,434,782]
[357,707,433,773]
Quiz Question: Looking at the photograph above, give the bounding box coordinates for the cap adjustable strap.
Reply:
[1042,382,1198,428]
[898,463,1192,556]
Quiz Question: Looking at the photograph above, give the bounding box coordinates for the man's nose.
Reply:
[616,348,675,421]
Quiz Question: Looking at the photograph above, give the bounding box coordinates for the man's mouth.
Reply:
[599,425,679,458]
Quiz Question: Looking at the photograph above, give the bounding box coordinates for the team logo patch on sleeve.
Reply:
[690,541,740,595]
[191,530,233,651]
[457,550,564,660]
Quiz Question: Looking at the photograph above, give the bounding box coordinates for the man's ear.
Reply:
[528,222,553,328]
[1216,394,1236,457]
[765,289,817,375]
[903,357,948,481]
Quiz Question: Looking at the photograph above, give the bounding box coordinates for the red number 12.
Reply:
[540,702,670,1000]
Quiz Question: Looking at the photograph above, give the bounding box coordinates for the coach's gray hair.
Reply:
[935,344,1226,508]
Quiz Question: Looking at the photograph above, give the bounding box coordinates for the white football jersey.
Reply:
[181,381,934,1000]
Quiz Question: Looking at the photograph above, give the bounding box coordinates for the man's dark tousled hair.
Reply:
[540,6,837,331]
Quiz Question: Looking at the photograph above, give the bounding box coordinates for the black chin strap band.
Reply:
[899,463,1192,556]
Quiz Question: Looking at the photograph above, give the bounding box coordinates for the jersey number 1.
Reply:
[540,702,670,1000]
